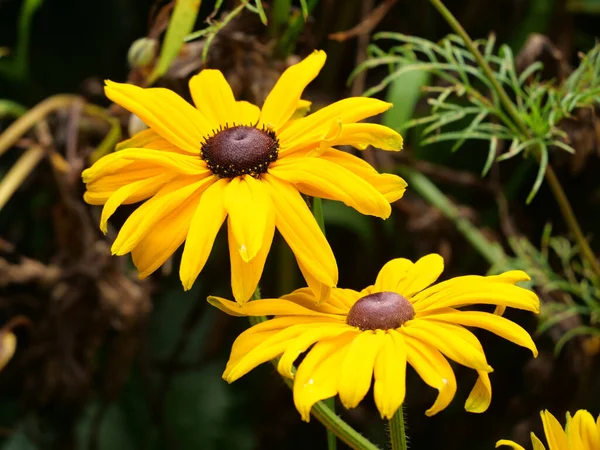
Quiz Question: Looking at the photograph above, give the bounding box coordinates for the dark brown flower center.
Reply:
[201,125,279,178]
[347,291,415,331]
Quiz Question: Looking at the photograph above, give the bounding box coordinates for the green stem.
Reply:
[399,166,507,266]
[429,0,600,281]
[388,407,407,450]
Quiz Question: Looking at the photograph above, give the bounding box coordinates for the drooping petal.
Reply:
[396,254,444,298]
[225,175,273,262]
[189,69,236,127]
[294,331,357,421]
[413,278,540,313]
[297,255,332,304]
[425,310,538,356]
[260,50,326,130]
[338,330,385,409]
[278,97,392,152]
[541,410,569,450]
[402,320,492,372]
[131,193,199,278]
[179,179,228,290]
[105,80,212,153]
[465,370,492,413]
[111,176,215,256]
[277,323,353,378]
[330,123,403,151]
[280,288,350,315]
[99,173,175,232]
[263,174,337,289]
[228,210,275,304]
[373,330,408,419]
[495,440,527,450]
[374,258,414,293]
[270,157,391,218]
[207,296,344,319]
[403,334,457,416]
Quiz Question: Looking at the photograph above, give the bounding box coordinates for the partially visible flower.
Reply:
[209,254,539,421]
[497,410,600,450]
[83,50,406,304]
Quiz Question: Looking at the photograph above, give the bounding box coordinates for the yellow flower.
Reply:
[82,50,406,304]
[209,254,540,421]
[497,410,600,450]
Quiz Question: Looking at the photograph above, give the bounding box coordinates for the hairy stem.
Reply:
[388,407,407,450]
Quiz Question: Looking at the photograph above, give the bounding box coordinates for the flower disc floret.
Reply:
[201,125,279,178]
[347,291,414,330]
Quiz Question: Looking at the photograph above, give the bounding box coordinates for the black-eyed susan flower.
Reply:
[208,254,539,421]
[497,410,600,450]
[82,50,406,304]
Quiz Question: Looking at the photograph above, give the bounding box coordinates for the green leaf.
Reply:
[526,143,548,203]
[148,0,202,84]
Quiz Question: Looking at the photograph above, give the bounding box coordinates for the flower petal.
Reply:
[413,278,540,313]
[403,320,492,372]
[331,123,403,151]
[425,310,538,356]
[281,288,350,315]
[111,176,214,255]
[179,179,228,290]
[277,323,353,378]
[373,330,408,419]
[278,97,392,152]
[374,258,414,292]
[236,101,260,125]
[403,334,457,416]
[228,210,275,304]
[207,296,344,319]
[541,410,569,450]
[396,254,444,298]
[225,175,273,262]
[131,192,199,278]
[338,330,384,409]
[115,128,186,153]
[495,440,527,450]
[465,370,492,413]
[270,157,391,218]
[260,50,326,130]
[189,69,236,127]
[571,410,600,450]
[105,80,211,153]
[263,174,337,289]
[294,331,357,421]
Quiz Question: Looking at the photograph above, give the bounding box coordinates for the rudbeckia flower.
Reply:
[497,410,600,450]
[209,254,539,421]
[82,50,406,304]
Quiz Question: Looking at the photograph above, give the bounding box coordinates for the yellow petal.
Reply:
[496,440,527,450]
[374,258,414,292]
[532,433,549,450]
[570,410,598,450]
[228,211,275,304]
[225,176,273,262]
[277,323,352,378]
[320,148,407,202]
[105,80,211,153]
[396,254,444,297]
[413,278,540,313]
[270,157,391,218]
[131,193,199,278]
[189,69,235,127]
[403,320,492,372]
[294,331,357,421]
[236,100,260,125]
[111,176,215,255]
[279,97,392,152]
[225,320,342,382]
[0,331,16,370]
[426,310,538,357]
[291,99,312,119]
[331,123,403,151]
[338,330,384,409]
[179,178,228,290]
[465,370,492,413]
[403,334,457,416]
[263,174,337,288]
[260,50,326,130]
[115,128,186,153]
[207,296,344,319]
[373,330,408,419]
[488,270,531,284]
[541,410,569,450]
[99,173,174,233]
[282,288,351,314]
